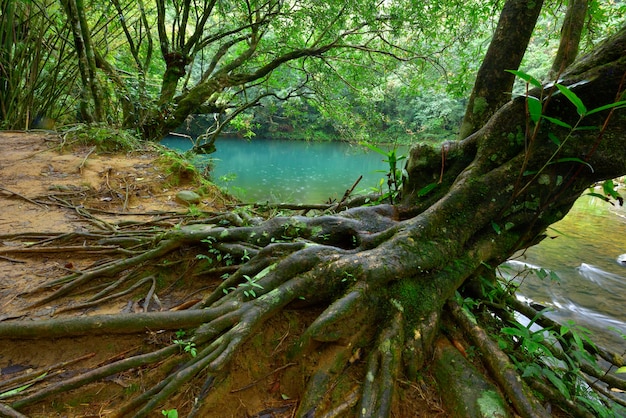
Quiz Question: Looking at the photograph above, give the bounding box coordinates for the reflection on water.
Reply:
[503,196,626,353]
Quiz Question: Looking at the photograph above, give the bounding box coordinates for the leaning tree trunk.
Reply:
[1,22,625,418]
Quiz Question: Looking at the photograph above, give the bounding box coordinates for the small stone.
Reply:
[176,190,201,205]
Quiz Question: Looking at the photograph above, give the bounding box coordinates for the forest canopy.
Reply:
[2,0,623,145]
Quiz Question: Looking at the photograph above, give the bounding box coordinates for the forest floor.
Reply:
[0,132,445,417]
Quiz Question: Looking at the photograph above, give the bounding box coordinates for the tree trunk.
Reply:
[548,0,588,80]
[458,0,544,139]
[60,0,105,123]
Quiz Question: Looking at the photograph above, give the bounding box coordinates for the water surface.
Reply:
[162,136,405,203]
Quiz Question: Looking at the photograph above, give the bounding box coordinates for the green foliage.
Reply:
[197,236,234,266]
[509,70,626,197]
[499,313,618,417]
[59,124,141,153]
[586,179,624,206]
[172,330,197,358]
[161,409,178,418]
[362,142,406,204]
[155,148,205,186]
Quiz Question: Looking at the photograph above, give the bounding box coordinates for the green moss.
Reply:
[473,97,489,115]
[389,279,436,329]
[477,390,508,417]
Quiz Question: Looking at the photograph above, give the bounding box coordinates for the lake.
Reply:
[162,136,626,353]
[161,136,406,203]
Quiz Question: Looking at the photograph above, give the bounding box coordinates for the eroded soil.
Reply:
[0,132,444,417]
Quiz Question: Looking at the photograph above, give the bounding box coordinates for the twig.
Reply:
[0,255,26,263]
[0,353,96,392]
[0,186,47,208]
[336,175,363,210]
[78,146,96,173]
[0,245,127,254]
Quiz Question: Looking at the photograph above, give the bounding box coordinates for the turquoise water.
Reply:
[161,136,626,353]
[161,136,406,203]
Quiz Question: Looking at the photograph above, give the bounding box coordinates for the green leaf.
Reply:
[586,100,626,116]
[360,142,388,157]
[417,182,438,197]
[617,366,626,374]
[527,96,542,123]
[552,157,594,172]
[542,115,572,129]
[556,84,586,116]
[542,368,571,400]
[491,221,501,235]
[548,132,560,146]
[506,69,542,88]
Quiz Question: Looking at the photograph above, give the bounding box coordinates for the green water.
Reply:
[506,196,626,352]
[162,137,625,352]
[162,136,406,203]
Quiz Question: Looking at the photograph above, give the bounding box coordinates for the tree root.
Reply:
[358,310,404,418]
[447,299,551,418]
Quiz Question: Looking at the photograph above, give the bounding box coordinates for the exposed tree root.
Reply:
[447,299,550,418]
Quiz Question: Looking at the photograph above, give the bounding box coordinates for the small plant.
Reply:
[362,142,406,204]
[341,271,356,283]
[196,236,233,266]
[172,330,197,358]
[240,274,264,298]
[498,309,617,417]
[162,409,178,418]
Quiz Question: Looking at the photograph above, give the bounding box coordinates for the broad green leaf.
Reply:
[527,96,542,123]
[542,115,572,129]
[506,69,542,88]
[542,368,571,400]
[585,192,611,203]
[617,366,626,374]
[360,142,388,157]
[556,84,587,116]
[586,100,626,116]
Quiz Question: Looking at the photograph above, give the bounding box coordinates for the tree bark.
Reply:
[458,0,544,139]
[549,0,588,80]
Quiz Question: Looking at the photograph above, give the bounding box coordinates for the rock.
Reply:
[176,190,201,205]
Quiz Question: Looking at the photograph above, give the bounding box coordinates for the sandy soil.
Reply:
[0,131,241,417]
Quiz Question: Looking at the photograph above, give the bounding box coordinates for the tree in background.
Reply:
[2,0,498,143]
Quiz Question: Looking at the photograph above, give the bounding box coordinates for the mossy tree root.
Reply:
[448,299,552,418]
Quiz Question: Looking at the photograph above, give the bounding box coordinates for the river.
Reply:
[162,136,626,353]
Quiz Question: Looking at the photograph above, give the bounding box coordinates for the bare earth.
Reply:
[0,132,443,417]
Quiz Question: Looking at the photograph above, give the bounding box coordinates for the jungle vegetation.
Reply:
[1,0,626,417]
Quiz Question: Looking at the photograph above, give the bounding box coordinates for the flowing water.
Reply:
[504,197,626,353]
[162,136,626,353]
